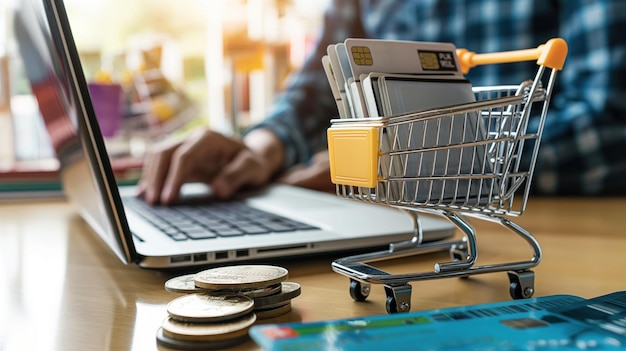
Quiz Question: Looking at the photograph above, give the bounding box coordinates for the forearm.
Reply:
[247,0,366,171]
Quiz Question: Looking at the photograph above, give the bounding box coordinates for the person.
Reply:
[138,0,626,205]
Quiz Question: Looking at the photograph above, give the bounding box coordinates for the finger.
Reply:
[137,150,163,197]
[158,130,232,203]
[137,158,152,198]
[136,179,147,198]
[211,151,267,199]
[142,146,178,204]
[159,144,202,205]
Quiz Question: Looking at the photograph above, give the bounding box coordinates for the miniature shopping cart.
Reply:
[327,38,568,313]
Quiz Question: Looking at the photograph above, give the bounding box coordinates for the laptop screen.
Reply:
[14,0,136,264]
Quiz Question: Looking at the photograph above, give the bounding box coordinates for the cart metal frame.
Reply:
[326,39,568,313]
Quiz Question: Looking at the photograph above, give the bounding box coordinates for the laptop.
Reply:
[13,0,455,269]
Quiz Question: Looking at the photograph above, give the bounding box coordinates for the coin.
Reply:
[164,275,282,297]
[164,274,203,294]
[161,313,256,342]
[194,265,288,290]
[166,293,254,323]
[210,283,282,299]
[255,300,290,311]
[253,282,301,309]
[254,302,292,320]
[155,327,249,350]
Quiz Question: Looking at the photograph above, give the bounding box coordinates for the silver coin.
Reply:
[254,302,292,320]
[161,313,256,342]
[164,274,202,293]
[166,293,254,323]
[253,282,301,309]
[155,327,249,350]
[209,283,282,299]
[255,300,290,311]
[194,265,288,290]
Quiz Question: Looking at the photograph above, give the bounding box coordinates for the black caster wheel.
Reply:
[508,271,535,299]
[349,280,370,302]
[385,296,399,314]
[383,284,412,313]
[509,281,534,299]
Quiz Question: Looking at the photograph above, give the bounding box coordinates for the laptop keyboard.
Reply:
[123,197,318,241]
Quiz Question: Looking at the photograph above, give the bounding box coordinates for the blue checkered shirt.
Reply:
[249,0,626,195]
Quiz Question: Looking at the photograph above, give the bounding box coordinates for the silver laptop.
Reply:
[14,0,455,269]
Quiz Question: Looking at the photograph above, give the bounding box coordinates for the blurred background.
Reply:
[0,0,327,192]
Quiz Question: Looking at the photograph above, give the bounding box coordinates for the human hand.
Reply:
[137,128,281,204]
[277,150,335,193]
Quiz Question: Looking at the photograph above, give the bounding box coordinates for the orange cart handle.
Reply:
[456,38,568,74]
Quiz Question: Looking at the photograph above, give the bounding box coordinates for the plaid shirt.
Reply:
[250,0,626,195]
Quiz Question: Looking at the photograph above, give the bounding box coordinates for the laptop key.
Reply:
[237,225,270,234]
[255,221,296,232]
[176,223,206,232]
[163,227,181,236]
[214,228,244,237]
[185,230,218,240]
[170,233,189,241]
[194,218,223,227]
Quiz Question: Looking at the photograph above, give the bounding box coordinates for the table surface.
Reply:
[1,196,625,350]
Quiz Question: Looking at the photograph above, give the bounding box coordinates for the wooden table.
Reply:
[0,196,624,350]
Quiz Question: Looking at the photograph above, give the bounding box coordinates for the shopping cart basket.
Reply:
[327,38,568,313]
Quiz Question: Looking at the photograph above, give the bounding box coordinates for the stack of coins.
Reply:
[157,292,257,349]
[157,265,301,350]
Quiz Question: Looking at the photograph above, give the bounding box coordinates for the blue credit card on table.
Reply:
[250,291,626,350]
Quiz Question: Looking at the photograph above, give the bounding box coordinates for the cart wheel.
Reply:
[349,280,370,302]
[385,296,399,314]
[510,282,526,299]
[384,284,412,313]
[508,270,535,299]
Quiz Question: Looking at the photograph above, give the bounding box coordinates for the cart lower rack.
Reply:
[327,39,568,313]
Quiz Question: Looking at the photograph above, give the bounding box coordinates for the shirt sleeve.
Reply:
[245,0,366,171]
[531,0,626,194]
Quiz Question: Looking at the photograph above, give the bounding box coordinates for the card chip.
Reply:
[418,52,440,70]
[351,46,373,66]
[418,50,458,71]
